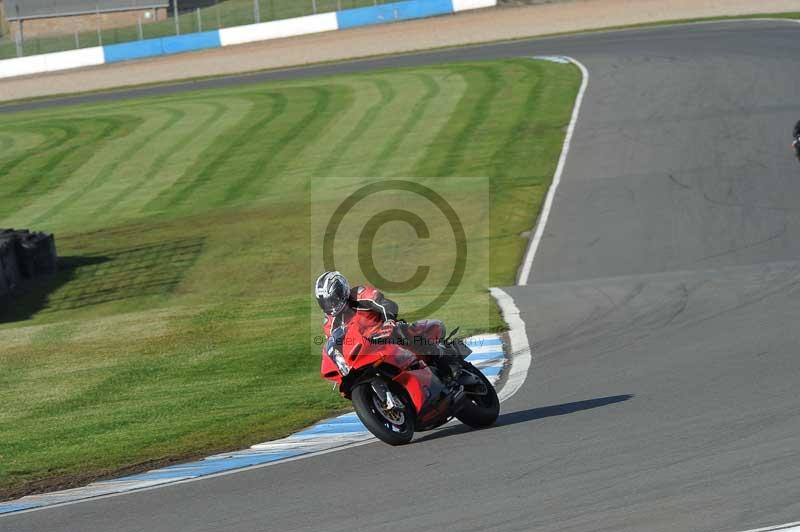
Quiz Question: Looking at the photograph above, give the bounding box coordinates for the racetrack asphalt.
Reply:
[4,19,800,532]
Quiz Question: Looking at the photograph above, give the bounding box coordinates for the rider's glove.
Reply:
[371,320,396,341]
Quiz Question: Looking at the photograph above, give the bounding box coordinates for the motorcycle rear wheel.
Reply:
[352,381,416,445]
[455,363,500,428]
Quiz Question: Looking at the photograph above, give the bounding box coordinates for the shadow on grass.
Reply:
[414,394,634,444]
[0,256,109,324]
[0,237,204,324]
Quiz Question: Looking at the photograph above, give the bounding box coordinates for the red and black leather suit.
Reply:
[322,285,446,365]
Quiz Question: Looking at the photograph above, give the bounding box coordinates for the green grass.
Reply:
[0,58,581,498]
[0,0,385,60]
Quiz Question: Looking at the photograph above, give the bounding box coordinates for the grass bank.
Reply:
[0,58,580,498]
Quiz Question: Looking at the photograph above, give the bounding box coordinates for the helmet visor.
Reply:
[318,278,348,315]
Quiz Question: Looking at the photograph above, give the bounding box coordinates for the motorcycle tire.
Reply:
[352,381,416,445]
[455,363,500,428]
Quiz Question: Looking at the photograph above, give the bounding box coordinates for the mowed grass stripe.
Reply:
[286,71,464,183]
[365,73,440,177]
[0,118,142,222]
[220,85,341,204]
[0,133,16,155]
[32,108,188,229]
[312,73,443,179]
[276,74,433,184]
[280,80,383,184]
[0,60,581,499]
[95,101,229,219]
[148,92,289,212]
[416,64,503,177]
[107,98,253,220]
[0,125,72,177]
[371,71,467,177]
[313,79,396,177]
[13,117,131,202]
[5,109,182,230]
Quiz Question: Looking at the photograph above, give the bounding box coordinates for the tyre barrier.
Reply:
[0,229,57,298]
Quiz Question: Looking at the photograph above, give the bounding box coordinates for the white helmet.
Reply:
[314,271,350,316]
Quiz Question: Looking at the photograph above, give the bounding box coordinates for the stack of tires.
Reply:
[0,234,22,296]
[13,230,58,278]
[0,229,58,297]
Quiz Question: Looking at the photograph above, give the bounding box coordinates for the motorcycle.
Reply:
[320,322,500,445]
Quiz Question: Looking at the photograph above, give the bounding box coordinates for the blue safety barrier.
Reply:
[102,1,454,65]
[337,0,453,30]
[103,38,165,63]
[103,31,221,64]
[162,31,221,56]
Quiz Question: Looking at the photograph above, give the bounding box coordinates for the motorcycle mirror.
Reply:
[445,327,460,344]
[332,326,346,346]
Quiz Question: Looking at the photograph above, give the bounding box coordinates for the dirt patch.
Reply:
[2,0,798,102]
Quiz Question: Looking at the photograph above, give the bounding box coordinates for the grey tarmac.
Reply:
[4,19,800,532]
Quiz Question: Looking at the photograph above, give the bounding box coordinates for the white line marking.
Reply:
[490,287,531,403]
[0,438,379,517]
[517,56,589,286]
[735,522,800,532]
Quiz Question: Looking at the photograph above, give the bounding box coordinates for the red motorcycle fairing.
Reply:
[319,316,451,425]
[319,327,417,383]
[393,367,451,426]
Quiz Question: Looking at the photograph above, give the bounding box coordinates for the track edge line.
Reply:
[517,55,589,286]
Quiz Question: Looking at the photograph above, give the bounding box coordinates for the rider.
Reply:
[314,271,456,380]
[793,120,800,161]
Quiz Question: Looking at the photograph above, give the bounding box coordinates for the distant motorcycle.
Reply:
[320,322,499,445]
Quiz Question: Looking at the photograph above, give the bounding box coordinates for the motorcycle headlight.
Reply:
[326,334,349,376]
[329,348,349,376]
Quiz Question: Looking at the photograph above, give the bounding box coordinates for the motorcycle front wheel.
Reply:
[455,363,500,428]
[352,381,416,445]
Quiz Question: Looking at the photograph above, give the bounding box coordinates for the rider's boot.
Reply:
[429,343,461,385]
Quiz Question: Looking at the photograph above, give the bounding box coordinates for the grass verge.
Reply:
[0,58,580,499]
